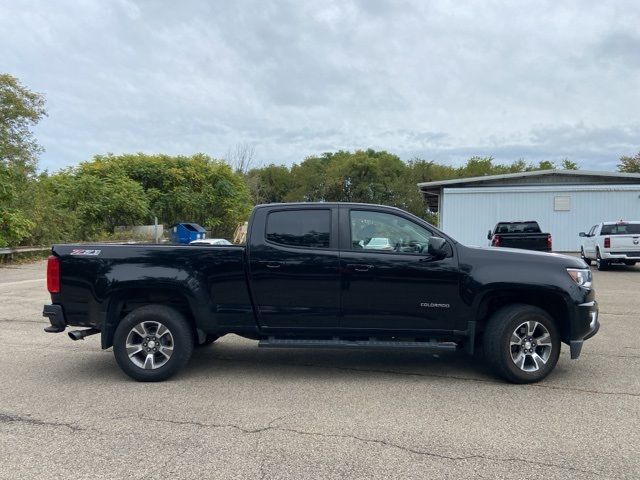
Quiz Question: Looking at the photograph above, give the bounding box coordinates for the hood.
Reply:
[464,245,588,269]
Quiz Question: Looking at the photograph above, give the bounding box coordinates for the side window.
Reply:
[350,210,433,254]
[588,225,596,236]
[266,210,331,248]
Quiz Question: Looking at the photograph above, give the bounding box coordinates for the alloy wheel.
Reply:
[125,321,174,369]
[509,320,552,372]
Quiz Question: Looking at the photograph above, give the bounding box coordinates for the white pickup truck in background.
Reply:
[580,221,640,270]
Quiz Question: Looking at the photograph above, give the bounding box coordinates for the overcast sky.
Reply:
[2,0,639,172]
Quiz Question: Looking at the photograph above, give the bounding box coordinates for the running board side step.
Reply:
[258,337,458,351]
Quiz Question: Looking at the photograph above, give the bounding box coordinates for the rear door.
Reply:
[248,206,341,330]
[338,207,461,332]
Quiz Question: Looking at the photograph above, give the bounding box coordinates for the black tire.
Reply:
[580,248,592,266]
[596,250,609,271]
[624,261,636,266]
[113,305,194,382]
[196,334,220,347]
[483,304,560,383]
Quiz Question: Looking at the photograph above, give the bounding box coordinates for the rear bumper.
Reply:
[600,251,640,261]
[43,304,66,333]
[569,300,599,359]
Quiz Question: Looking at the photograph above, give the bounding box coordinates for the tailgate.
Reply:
[610,235,640,254]
[500,234,549,251]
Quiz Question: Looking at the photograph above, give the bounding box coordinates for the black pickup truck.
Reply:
[488,221,552,251]
[44,203,599,383]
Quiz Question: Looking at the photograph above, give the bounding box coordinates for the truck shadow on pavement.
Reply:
[187,344,495,383]
[53,338,499,384]
[194,337,503,383]
[47,335,583,386]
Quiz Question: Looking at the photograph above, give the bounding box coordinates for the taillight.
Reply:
[547,234,552,251]
[47,256,60,293]
[492,235,501,247]
[604,237,610,249]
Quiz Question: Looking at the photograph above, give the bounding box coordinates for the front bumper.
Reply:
[43,304,66,333]
[569,300,599,359]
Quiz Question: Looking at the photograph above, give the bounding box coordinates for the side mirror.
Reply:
[579,232,586,237]
[427,236,448,258]
[487,230,492,240]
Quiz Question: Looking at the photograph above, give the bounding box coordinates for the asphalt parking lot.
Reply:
[0,260,638,479]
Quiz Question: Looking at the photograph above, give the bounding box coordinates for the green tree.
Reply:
[537,160,556,170]
[0,74,47,247]
[73,153,252,237]
[0,73,46,168]
[58,173,150,237]
[323,149,405,204]
[561,158,579,170]
[246,164,292,204]
[617,152,640,173]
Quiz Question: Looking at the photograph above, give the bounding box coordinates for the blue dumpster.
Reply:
[171,223,206,244]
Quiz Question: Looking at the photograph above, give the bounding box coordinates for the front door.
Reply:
[585,225,598,257]
[339,208,460,332]
[248,207,341,330]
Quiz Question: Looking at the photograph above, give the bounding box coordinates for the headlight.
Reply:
[567,268,592,288]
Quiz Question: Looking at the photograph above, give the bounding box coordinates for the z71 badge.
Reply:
[70,249,101,256]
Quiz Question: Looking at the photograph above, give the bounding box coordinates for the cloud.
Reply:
[1,0,639,171]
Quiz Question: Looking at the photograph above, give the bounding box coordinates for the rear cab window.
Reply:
[266,209,331,248]
[495,222,541,233]
[601,223,640,235]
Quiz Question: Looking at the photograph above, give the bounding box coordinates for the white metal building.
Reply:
[418,170,640,252]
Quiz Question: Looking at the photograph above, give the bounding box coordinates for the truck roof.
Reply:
[255,202,403,209]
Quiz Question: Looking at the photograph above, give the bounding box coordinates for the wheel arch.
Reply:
[101,287,199,349]
[475,287,571,343]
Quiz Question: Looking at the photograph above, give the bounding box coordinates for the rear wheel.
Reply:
[483,304,560,383]
[580,248,592,266]
[596,250,609,271]
[113,305,194,382]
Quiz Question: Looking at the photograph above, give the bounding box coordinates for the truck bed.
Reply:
[50,243,254,336]
[495,233,551,251]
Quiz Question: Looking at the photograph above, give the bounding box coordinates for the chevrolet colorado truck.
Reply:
[487,221,552,251]
[43,203,599,383]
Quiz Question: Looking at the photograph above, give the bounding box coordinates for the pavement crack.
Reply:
[291,362,640,398]
[135,444,190,480]
[0,412,82,432]
[208,356,640,398]
[578,351,640,359]
[132,414,604,477]
[530,383,640,397]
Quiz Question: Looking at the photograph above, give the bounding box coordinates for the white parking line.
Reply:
[0,279,45,287]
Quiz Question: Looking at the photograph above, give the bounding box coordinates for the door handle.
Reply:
[348,264,374,272]
[259,261,282,269]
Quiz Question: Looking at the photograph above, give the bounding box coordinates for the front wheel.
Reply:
[624,261,636,266]
[113,305,194,382]
[483,304,560,383]
[580,248,592,266]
